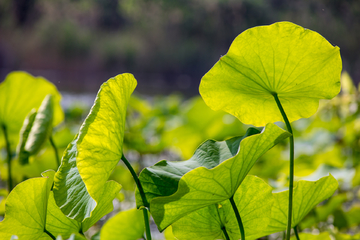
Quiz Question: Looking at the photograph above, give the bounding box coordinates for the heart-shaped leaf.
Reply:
[262,174,338,235]
[200,21,342,127]
[172,175,274,240]
[138,123,290,231]
[100,208,145,240]
[0,71,63,146]
[0,170,54,239]
[53,73,136,222]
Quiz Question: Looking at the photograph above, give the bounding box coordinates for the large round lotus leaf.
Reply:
[200,21,341,127]
[0,71,64,145]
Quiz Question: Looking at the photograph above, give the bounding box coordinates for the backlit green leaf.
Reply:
[100,208,144,240]
[172,175,274,240]
[136,126,261,208]
[81,181,121,232]
[0,71,63,146]
[53,73,136,222]
[139,123,290,231]
[262,174,338,235]
[200,21,341,127]
[0,171,54,240]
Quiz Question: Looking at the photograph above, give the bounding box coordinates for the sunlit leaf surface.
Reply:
[138,123,290,230]
[172,175,273,240]
[0,171,54,240]
[200,21,341,126]
[53,73,136,222]
[100,208,145,240]
[262,175,338,235]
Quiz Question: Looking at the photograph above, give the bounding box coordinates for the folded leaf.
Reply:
[16,109,37,164]
[172,175,274,240]
[53,73,136,222]
[25,94,54,155]
[140,123,290,231]
[136,127,261,207]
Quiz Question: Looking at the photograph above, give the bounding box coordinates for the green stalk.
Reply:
[44,229,56,240]
[229,195,245,240]
[273,93,294,240]
[2,125,13,192]
[121,154,152,240]
[293,226,300,240]
[221,226,231,240]
[49,135,60,168]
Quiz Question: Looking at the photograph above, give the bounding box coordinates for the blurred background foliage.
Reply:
[0,0,360,95]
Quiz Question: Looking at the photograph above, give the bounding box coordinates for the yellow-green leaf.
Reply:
[147,123,290,231]
[0,71,63,146]
[100,208,145,240]
[263,174,338,235]
[200,21,342,127]
[0,171,54,240]
[53,73,136,222]
[172,175,274,240]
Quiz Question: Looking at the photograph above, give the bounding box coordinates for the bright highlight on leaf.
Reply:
[262,174,338,235]
[138,123,290,231]
[172,175,274,240]
[53,73,136,222]
[200,21,342,127]
[100,208,145,240]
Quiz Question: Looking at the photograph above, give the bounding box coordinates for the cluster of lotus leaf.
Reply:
[0,21,341,240]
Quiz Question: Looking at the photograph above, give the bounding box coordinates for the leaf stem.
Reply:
[142,208,152,240]
[221,226,230,240]
[293,226,300,240]
[121,154,151,240]
[229,195,245,240]
[2,125,13,192]
[49,135,60,168]
[272,93,294,240]
[44,228,56,240]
